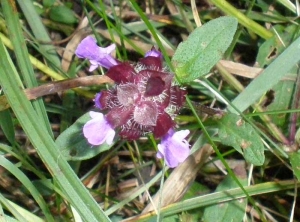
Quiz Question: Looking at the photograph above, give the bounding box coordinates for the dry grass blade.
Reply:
[142,144,213,213]
[219,60,263,78]
[0,76,113,110]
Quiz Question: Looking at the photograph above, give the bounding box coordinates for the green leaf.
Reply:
[256,25,297,127]
[49,5,77,24]
[217,113,265,166]
[3,0,53,138]
[135,180,297,222]
[265,80,295,126]
[290,151,300,181]
[203,165,248,222]
[172,16,238,83]
[56,113,113,161]
[0,29,110,222]
[17,0,61,67]
[0,110,15,144]
[231,32,300,113]
[0,155,53,221]
[43,0,55,8]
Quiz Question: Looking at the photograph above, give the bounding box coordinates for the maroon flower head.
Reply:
[95,54,187,140]
[77,42,191,167]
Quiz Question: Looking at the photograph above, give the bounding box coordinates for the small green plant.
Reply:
[0,0,299,222]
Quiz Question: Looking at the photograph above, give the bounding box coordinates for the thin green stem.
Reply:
[210,0,273,39]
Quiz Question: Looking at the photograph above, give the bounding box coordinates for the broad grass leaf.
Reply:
[172,16,238,83]
[256,25,297,127]
[56,112,112,161]
[203,165,248,222]
[232,29,300,113]
[217,113,265,166]
[264,80,295,126]
[290,152,300,181]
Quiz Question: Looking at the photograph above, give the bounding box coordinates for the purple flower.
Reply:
[94,92,103,109]
[145,47,162,58]
[94,56,187,140]
[83,111,115,145]
[156,129,190,168]
[75,36,118,71]
[78,43,188,154]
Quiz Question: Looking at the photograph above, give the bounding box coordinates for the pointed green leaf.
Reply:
[217,113,265,166]
[172,16,238,83]
[56,113,113,161]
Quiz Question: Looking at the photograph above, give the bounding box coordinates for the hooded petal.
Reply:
[75,36,99,59]
[145,47,163,58]
[83,111,115,145]
[157,129,190,168]
[75,36,118,70]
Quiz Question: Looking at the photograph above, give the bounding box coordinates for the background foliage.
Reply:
[0,0,300,221]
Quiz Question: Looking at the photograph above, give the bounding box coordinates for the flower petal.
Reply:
[172,130,190,141]
[75,36,118,70]
[164,148,180,168]
[145,47,162,58]
[94,92,103,109]
[157,129,190,168]
[167,138,190,162]
[75,36,99,59]
[156,147,164,159]
[83,111,115,145]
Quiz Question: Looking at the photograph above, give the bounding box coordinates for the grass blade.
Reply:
[0,38,110,222]
[231,35,300,112]
[2,0,53,137]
